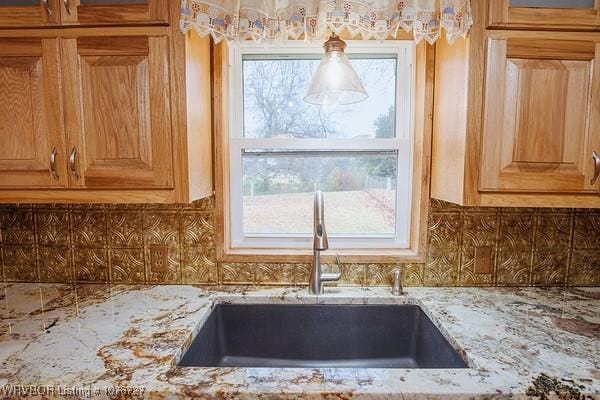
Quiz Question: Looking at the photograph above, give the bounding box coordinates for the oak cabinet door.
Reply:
[60,0,168,25]
[0,0,61,27]
[488,0,600,29]
[62,35,173,189]
[480,37,600,194]
[0,38,67,188]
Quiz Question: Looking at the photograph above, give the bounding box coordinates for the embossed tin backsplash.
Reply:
[0,199,598,286]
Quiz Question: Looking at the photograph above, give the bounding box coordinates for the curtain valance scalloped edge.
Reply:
[179,0,473,45]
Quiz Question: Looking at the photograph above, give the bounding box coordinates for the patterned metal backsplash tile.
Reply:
[0,197,598,287]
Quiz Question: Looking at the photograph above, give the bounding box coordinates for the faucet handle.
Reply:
[392,268,403,296]
[321,254,342,283]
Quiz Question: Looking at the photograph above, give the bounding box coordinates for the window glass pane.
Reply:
[510,0,594,8]
[242,151,397,235]
[243,57,397,139]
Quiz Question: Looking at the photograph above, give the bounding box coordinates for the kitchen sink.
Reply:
[178,304,468,369]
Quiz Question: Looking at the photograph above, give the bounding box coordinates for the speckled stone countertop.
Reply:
[0,283,598,399]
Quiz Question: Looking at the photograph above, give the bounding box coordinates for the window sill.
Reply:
[217,248,426,264]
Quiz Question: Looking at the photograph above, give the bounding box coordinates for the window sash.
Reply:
[228,41,415,250]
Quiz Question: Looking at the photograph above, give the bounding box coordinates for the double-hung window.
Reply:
[228,41,415,250]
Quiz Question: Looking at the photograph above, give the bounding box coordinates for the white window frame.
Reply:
[228,40,416,250]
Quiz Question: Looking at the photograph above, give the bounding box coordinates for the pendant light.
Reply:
[304,34,368,106]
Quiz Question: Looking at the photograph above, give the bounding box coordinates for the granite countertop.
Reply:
[0,283,598,399]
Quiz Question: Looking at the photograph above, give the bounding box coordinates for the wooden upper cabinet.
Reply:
[61,35,173,189]
[0,0,61,27]
[488,0,600,30]
[59,0,168,26]
[480,37,600,194]
[433,1,600,207]
[0,1,212,203]
[0,37,68,188]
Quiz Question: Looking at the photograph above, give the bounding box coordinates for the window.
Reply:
[228,41,415,250]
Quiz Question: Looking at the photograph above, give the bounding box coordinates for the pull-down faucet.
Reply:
[309,190,341,295]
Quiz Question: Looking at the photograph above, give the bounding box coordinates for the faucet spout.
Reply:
[309,190,340,295]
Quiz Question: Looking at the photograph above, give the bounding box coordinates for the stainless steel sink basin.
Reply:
[178,304,468,369]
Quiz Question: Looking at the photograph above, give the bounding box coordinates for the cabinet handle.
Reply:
[63,0,71,15]
[49,147,59,181]
[69,146,80,181]
[42,0,52,16]
[592,151,600,186]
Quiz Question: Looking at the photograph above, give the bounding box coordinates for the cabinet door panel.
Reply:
[488,0,600,29]
[481,38,600,193]
[60,0,168,25]
[0,38,67,188]
[62,35,173,189]
[0,0,61,27]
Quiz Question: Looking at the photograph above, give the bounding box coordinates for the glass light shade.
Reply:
[304,35,368,106]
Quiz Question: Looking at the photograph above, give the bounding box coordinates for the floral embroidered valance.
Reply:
[180,0,473,45]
